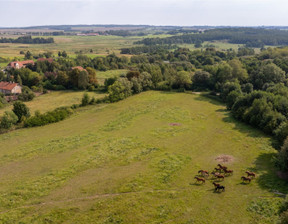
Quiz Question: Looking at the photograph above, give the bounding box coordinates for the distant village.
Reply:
[0,58,86,98]
[0,60,36,95]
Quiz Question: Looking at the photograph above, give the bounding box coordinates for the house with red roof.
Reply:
[7,60,35,69]
[0,82,22,94]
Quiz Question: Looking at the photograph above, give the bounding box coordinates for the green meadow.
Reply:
[0,91,105,116]
[0,35,144,59]
[0,91,286,223]
[97,69,128,85]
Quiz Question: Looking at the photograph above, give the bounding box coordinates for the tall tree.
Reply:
[12,101,30,122]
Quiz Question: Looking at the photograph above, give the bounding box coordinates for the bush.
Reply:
[18,86,35,102]
[12,101,30,122]
[31,85,43,93]
[108,79,132,102]
[156,81,171,91]
[81,93,90,106]
[276,137,288,171]
[280,210,288,224]
[71,104,80,109]
[0,111,18,129]
[24,107,73,127]
[88,85,95,91]
[104,77,117,90]
[226,90,242,110]
[89,97,96,105]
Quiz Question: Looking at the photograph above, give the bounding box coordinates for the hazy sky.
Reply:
[0,0,288,27]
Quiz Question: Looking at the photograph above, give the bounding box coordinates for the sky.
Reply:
[0,0,288,27]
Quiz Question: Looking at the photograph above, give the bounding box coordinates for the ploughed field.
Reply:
[0,91,285,223]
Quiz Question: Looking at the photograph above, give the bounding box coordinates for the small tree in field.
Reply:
[81,93,90,106]
[0,111,18,129]
[12,101,30,122]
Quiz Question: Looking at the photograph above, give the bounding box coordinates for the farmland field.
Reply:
[0,35,143,59]
[0,91,106,116]
[0,91,286,223]
[0,34,174,60]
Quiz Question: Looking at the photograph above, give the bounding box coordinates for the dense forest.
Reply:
[136,28,288,47]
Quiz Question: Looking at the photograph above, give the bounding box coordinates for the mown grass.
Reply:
[0,91,286,223]
[0,90,105,116]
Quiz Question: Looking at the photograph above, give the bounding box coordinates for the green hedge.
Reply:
[24,107,73,127]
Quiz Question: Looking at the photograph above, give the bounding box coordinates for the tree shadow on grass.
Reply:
[189,182,206,186]
[195,94,277,146]
[212,190,225,194]
[250,152,288,195]
[221,109,277,145]
[238,182,251,186]
[193,94,224,106]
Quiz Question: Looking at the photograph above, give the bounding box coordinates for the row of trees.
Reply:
[136,28,288,47]
[0,36,54,44]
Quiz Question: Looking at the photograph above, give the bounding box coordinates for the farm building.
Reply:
[6,60,34,69]
[0,82,22,94]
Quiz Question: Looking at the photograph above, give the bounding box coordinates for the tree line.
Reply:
[136,28,288,48]
[0,36,54,44]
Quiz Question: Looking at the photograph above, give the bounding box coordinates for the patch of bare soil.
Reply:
[277,171,288,181]
[169,123,181,126]
[215,155,235,163]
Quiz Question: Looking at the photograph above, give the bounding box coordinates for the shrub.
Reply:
[12,101,30,122]
[276,137,288,171]
[0,111,18,129]
[71,104,80,109]
[226,90,242,110]
[81,93,90,106]
[104,77,117,90]
[108,79,132,102]
[88,85,95,91]
[280,210,288,224]
[89,97,96,105]
[24,107,73,127]
[156,81,171,91]
[18,86,35,102]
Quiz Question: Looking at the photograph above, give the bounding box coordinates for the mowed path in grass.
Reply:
[0,91,286,223]
[0,90,105,116]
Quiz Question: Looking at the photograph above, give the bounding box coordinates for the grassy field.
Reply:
[178,41,244,51]
[0,34,173,59]
[97,69,128,85]
[0,35,144,58]
[0,91,286,223]
[0,91,105,116]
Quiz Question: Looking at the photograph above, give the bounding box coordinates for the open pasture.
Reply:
[0,35,143,58]
[97,69,128,85]
[0,90,105,116]
[0,91,286,223]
